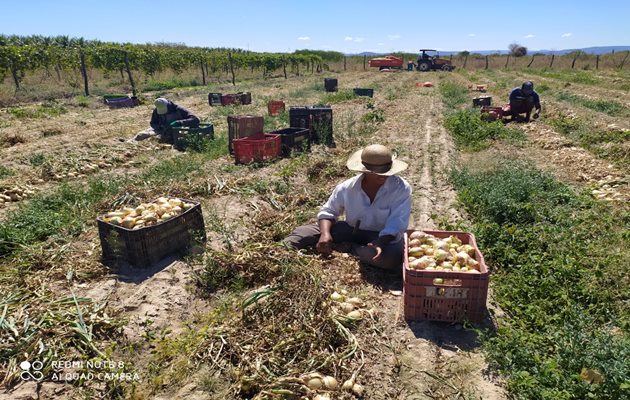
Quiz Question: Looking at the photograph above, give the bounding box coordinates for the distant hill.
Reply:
[349,46,630,57]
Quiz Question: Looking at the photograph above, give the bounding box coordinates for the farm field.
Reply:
[1,67,629,400]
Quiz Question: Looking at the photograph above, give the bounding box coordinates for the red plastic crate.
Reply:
[228,115,265,154]
[221,94,239,105]
[268,100,285,116]
[233,133,281,164]
[480,106,506,121]
[403,230,489,323]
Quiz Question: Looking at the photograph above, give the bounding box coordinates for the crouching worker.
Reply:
[150,98,200,143]
[283,144,412,270]
[508,81,541,122]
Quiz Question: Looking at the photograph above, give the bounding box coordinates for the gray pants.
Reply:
[283,221,403,270]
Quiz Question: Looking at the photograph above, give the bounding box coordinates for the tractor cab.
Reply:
[416,49,455,72]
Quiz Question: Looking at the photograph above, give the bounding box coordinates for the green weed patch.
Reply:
[450,162,630,400]
[556,92,627,116]
[444,109,524,151]
[438,80,468,109]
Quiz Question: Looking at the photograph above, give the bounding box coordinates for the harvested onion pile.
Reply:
[100,197,194,230]
[407,231,481,273]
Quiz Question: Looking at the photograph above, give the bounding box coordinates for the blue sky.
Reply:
[3,0,629,53]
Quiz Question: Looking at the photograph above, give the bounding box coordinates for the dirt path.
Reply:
[366,72,505,400]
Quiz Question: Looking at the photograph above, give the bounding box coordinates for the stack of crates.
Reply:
[289,106,334,147]
[228,115,264,154]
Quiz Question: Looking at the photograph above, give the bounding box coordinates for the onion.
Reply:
[346,297,364,307]
[330,292,345,302]
[408,238,422,247]
[323,376,338,390]
[346,310,362,320]
[352,383,364,396]
[314,395,331,400]
[408,247,423,257]
[342,378,355,391]
[340,302,355,313]
[306,377,323,390]
[409,231,426,240]
[434,249,449,261]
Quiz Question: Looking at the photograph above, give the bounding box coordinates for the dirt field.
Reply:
[1,67,628,400]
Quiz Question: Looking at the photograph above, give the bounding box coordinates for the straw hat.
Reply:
[346,144,408,176]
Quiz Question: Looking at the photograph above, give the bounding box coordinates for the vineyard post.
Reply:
[462,54,468,69]
[527,55,535,68]
[363,55,366,70]
[504,54,510,69]
[282,57,287,79]
[228,52,236,86]
[123,52,136,97]
[344,56,346,71]
[571,51,580,69]
[10,61,21,91]
[200,60,206,85]
[80,50,89,96]
[596,55,600,70]
[549,54,555,68]
[485,55,488,69]
[618,51,629,70]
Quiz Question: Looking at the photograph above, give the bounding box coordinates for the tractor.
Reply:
[416,49,455,72]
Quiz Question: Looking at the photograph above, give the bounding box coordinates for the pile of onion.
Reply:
[101,197,194,230]
[407,231,481,273]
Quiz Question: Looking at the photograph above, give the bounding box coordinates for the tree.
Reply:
[509,43,528,57]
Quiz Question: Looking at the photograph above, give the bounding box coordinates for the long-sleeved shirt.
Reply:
[509,87,541,108]
[150,100,200,133]
[317,174,412,242]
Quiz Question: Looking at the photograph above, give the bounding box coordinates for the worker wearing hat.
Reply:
[284,144,412,270]
[508,81,541,122]
[149,98,200,143]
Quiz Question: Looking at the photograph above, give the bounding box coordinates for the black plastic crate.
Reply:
[237,92,252,105]
[324,78,338,92]
[473,96,492,107]
[269,127,311,156]
[97,199,206,268]
[353,88,374,97]
[208,93,222,106]
[173,123,215,151]
[289,106,334,147]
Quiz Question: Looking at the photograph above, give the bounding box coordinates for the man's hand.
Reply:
[169,120,181,127]
[316,233,333,256]
[368,235,394,261]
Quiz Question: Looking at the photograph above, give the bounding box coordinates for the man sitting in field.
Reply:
[150,98,200,143]
[283,144,412,270]
[508,81,541,122]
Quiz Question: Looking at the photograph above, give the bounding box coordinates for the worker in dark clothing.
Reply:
[508,81,541,122]
[150,98,200,143]
[407,60,415,71]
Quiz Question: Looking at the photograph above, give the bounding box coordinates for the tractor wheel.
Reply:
[441,65,452,71]
[417,61,431,72]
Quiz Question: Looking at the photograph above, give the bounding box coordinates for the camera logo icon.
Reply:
[20,360,44,381]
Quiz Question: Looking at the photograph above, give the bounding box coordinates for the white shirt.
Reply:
[317,174,412,242]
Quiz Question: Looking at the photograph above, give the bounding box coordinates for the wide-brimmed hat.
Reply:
[346,144,408,176]
[155,98,169,115]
